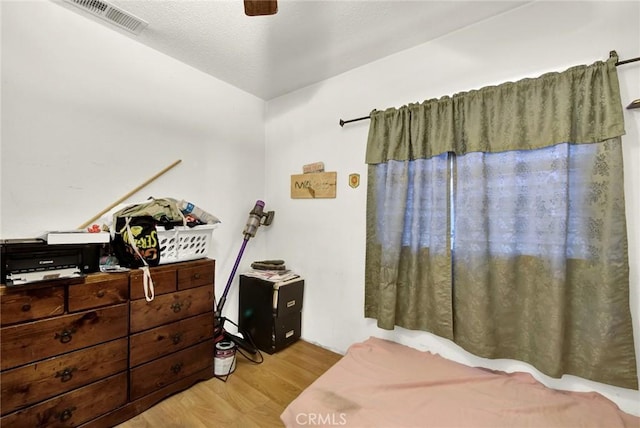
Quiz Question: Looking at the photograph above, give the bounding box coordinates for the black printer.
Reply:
[0,239,101,286]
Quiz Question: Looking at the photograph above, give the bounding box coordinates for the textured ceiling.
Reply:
[60,0,529,100]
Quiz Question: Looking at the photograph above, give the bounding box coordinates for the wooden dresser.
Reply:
[0,258,215,427]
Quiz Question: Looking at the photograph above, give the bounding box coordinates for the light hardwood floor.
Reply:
[116,340,343,428]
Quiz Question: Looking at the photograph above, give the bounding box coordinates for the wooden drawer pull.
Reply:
[170,302,183,313]
[21,303,31,312]
[193,273,201,280]
[171,332,183,345]
[55,327,76,344]
[97,290,106,298]
[55,367,77,382]
[57,406,76,422]
[171,362,183,374]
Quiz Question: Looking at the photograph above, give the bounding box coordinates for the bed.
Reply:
[281,337,639,427]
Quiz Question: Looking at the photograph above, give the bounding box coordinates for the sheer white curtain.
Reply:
[453,140,636,388]
[365,154,452,338]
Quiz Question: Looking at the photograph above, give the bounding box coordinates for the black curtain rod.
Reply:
[338,116,371,127]
[615,56,640,66]
[612,49,640,66]
[339,53,640,127]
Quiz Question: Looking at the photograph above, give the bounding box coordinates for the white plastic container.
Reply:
[156,224,217,265]
[214,341,237,377]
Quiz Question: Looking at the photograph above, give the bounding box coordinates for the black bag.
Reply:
[112,216,161,268]
[111,198,186,268]
[111,198,187,302]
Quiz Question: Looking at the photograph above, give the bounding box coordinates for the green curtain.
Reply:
[364,54,638,389]
[366,56,624,162]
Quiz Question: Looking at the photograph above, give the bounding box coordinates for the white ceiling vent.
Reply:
[63,0,148,35]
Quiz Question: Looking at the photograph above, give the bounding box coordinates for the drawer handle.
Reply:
[57,406,76,422]
[55,367,77,383]
[55,328,76,344]
[171,362,183,374]
[21,303,31,312]
[171,332,183,345]
[170,302,183,313]
[193,273,201,280]
[97,290,106,298]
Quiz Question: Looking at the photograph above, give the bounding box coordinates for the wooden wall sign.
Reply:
[302,162,325,174]
[291,172,337,199]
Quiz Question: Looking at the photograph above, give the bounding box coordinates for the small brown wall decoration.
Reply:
[349,173,360,188]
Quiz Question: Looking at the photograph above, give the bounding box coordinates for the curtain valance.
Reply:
[366,56,625,164]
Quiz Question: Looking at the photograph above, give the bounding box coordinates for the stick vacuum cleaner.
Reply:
[213,200,274,354]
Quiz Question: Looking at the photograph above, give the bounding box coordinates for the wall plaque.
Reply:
[290,172,337,199]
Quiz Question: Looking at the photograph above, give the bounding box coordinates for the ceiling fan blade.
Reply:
[244,0,278,16]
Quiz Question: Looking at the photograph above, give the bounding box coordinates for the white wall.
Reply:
[265,1,640,416]
[2,0,639,418]
[0,0,267,321]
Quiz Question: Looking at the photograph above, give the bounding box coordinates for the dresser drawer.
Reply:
[130,313,214,367]
[129,341,212,400]
[0,285,65,326]
[177,259,215,290]
[0,372,127,428]
[130,285,213,333]
[130,264,177,300]
[1,338,128,415]
[1,303,128,370]
[68,273,129,312]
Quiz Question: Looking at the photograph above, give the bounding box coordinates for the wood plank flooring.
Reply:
[116,340,343,428]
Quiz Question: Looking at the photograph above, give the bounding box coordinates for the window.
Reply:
[364,55,637,389]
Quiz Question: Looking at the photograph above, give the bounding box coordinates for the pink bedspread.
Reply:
[281,337,639,427]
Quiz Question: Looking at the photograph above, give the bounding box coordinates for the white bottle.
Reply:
[178,200,221,225]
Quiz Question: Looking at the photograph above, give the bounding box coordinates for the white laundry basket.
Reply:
[156,224,217,264]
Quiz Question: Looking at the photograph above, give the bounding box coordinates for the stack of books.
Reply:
[242,269,300,283]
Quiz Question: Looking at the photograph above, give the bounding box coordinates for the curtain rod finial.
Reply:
[339,119,345,127]
[609,50,618,59]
